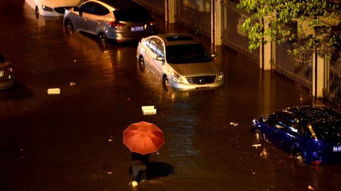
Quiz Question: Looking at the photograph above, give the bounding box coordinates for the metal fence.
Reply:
[134,0,165,16]
[326,51,341,105]
[274,42,312,88]
[175,0,211,36]
[221,0,259,61]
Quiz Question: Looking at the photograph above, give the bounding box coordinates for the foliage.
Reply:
[237,0,341,61]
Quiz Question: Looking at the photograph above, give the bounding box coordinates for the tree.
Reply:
[237,0,341,62]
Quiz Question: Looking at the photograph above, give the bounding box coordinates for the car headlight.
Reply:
[42,5,53,12]
[173,74,187,83]
[217,72,224,81]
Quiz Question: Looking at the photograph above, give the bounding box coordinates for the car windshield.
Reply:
[113,9,151,22]
[312,122,341,142]
[166,44,212,64]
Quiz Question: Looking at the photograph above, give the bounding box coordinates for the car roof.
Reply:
[89,0,145,10]
[284,106,341,124]
[152,33,200,46]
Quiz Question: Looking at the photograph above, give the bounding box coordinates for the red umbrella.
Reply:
[123,121,164,155]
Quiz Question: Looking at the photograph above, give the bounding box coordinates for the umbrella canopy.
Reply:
[123,121,164,155]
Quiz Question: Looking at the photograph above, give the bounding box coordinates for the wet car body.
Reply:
[136,33,224,90]
[25,0,82,16]
[0,56,15,89]
[63,0,155,42]
[252,106,341,165]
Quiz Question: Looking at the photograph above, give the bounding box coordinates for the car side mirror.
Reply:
[156,56,164,62]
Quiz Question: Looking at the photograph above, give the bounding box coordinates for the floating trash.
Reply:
[252,144,262,148]
[47,88,61,95]
[70,82,76,87]
[260,148,268,159]
[130,180,138,188]
[308,185,315,190]
[229,122,239,126]
[141,105,157,115]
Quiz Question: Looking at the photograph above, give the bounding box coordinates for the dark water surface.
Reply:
[0,1,340,191]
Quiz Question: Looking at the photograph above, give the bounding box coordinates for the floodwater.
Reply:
[1,1,341,191]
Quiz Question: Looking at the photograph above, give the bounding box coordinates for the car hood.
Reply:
[169,61,220,76]
[40,0,82,7]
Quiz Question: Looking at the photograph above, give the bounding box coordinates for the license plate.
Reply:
[131,26,144,32]
[333,146,341,152]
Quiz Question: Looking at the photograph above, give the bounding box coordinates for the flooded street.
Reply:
[1,1,341,191]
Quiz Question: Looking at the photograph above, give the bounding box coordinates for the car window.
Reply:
[94,3,109,16]
[147,39,158,54]
[267,112,299,132]
[80,2,97,14]
[166,44,212,64]
[113,8,151,22]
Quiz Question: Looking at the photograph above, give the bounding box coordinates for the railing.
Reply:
[274,42,312,88]
[175,0,211,36]
[326,51,341,105]
[221,0,259,61]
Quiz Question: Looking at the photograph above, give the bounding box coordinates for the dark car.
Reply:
[63,0,155,43]
[252,106,341,165]
[0,55,15,89]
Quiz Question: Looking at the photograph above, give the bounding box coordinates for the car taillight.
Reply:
[149,21,156,26]
[109,22,125,29]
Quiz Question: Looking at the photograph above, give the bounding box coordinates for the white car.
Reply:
[25,0,82,16]
[136,33,224,90]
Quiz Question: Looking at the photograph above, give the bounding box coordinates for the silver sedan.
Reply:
[136,33,224,90]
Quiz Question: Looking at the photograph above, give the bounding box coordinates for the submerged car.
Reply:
[136,33,224,90]
[252,106,341,165]
[0,55,15,89]
[63,0,155,42]
[25,0,82,16]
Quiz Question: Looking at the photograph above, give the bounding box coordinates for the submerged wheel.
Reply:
[64,20,74,34]
[138,56,145,72]
[291,146,305,164]
[162,75,170,90]
[254,130,263,143]
[98,33,107,50]
[35,6,39,18]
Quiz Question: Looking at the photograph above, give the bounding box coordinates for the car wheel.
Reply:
[294,152,305,164]
[35,6,39,18]
[254,130,263,142]
[162,75,170,90]
[98,33,107,49]
[291,147,305,164]
[64,20,74,35]
[138,56,145,72]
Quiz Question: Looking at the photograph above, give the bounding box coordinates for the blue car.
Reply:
[252,106,341,165]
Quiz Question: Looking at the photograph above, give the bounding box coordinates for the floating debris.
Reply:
[141,105,156,115]
[69,82,76,87]
[47,88,61,95]
[308,185,315,190]
[260,148,268,159]
[130,180,138,188]
[229,122,239,126]
[252,144,262,148]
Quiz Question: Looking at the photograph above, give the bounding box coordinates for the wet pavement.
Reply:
[1,1,341,191]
